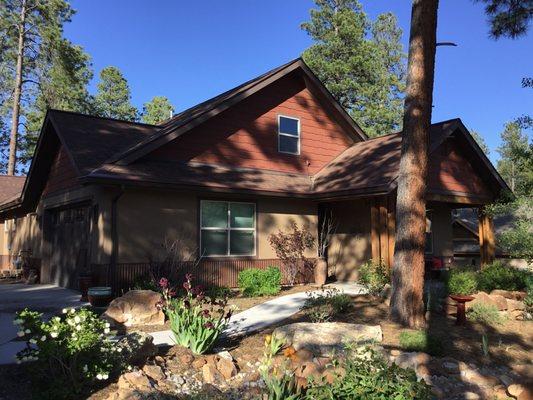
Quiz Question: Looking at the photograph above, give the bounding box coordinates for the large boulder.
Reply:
[273,322,382,356]
[103,290,164,327]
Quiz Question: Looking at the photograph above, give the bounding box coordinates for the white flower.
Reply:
[71,333,77,339]
[67,319,74,326]
[29,339,37,344]
[17,331,25,337]
[50,332,58,338]
[24,329,30,334]
[96,374,103,380]
[76,325,82,331]
[13,319,23,325]
[22,356,28,361]
[104,322,110,328]
[74,316,81,323]
[40,335,46,341]
[69,308,75,314]
[127,365,132,371]
[104,328,110,334]
[83,365,88,372]
[116,347,122,353]
[62,308,67,314]
[54,317,61,322]
[102,374,109,380]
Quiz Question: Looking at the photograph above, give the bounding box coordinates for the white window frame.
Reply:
[200,200,256,257]
[278,115,300,155]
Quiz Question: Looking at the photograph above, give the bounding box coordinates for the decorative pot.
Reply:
[78,274,93,302]
[449,294,475,325]
[88,287,113,307]
[314,258,328,286]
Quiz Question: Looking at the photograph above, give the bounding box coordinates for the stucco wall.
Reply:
[328,199,372,281]
[116,190,318,263]
[257,197,317,259]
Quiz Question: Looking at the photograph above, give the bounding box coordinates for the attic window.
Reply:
[278,115,300,155]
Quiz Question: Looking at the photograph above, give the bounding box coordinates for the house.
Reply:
[0,58,510,291]
[0,175,27,271]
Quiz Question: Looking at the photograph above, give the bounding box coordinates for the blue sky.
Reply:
[66,0,532,163]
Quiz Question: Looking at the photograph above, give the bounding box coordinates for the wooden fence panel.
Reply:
[92,259,315,295]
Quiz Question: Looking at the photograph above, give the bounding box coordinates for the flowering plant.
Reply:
[14,307,125,397]
[161,274,233,354]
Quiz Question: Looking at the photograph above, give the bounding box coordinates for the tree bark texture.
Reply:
[390,0,439,328]
[7,0,27,175]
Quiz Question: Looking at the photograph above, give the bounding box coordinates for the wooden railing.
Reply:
[92,259,315,295]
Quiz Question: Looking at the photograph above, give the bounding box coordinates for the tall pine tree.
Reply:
[497,121,532,196]
[142,96,174,125]
[301,0,406,137]
[94,66,138,121]
[0,0,92,174]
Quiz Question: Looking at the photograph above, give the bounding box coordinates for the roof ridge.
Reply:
[158,58,302,128]
[48,109,160,128]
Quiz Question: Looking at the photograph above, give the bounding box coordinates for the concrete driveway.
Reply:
[0,283,87,365]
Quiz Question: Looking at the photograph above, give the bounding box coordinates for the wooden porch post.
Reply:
[478,207,495,267]
[370,196,396,268]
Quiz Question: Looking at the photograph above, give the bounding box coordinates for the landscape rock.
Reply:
[273,322,382,356]
[116,331,158,366]
[491,294,509,311]
[103,290,164,327]
[202,363,224,384]
[508,383,533,400]
[507,299,526,311]
[468,291,497,310]
[142,364,165,382]
[490,290,527,301]
[118,371,152,392]
[216,356,238,379]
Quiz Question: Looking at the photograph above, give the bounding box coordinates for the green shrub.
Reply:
[525,276,533,311]
[399,330,443,356]
[358,259,390,295]
[302,288,351,323]
[238,266,281,297]
[467,303,506,325]
[163,274,232,354]
[476,261,531,292]
[303,346,431,400]
[447,268,478,295]
[14,307,124,399]
[206,285,232,299]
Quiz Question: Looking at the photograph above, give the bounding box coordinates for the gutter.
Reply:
[108,186,125,287]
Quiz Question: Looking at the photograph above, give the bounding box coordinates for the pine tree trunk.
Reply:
[7,0,27,175]
[390,0,439,328]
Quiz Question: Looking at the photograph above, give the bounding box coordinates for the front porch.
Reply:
[323,192,497,281]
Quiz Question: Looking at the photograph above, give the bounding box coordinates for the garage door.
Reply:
[48,204,91,289]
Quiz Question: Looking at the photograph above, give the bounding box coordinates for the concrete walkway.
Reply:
[151,282,367,346]
[0,283,87,365]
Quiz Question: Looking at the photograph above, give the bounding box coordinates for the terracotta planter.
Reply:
[78,275,93,302]
[449,294,475,325]
[314,258,328,286]
[88,287,113,308]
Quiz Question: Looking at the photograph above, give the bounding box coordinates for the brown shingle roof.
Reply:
[312,119,458,195]
[0,175,26,204]
[48,110,159,175]
[87,161,314,196]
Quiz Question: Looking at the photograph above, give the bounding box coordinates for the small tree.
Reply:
[269,222,315,286]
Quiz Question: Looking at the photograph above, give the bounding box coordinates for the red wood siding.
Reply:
[428,139,491,197]
[147,76,356,174]
[42,145,80,197]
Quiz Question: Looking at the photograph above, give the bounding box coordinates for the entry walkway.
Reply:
[0,283,87,365]
[151,282,367,346]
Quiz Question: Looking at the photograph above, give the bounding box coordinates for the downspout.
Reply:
[108,186,125,288]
